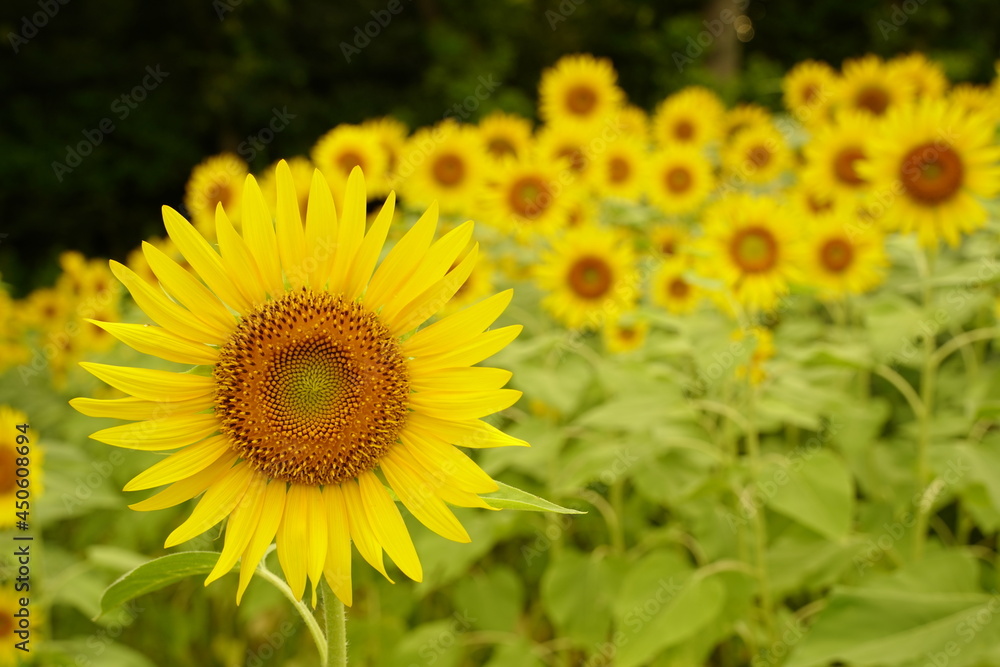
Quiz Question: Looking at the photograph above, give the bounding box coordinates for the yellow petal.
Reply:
[142,241,235,334]
[240,175,284,296]
[323,485,354,607]
[344,191,395,300]
[237,481,287,603]
[400,430,498,494]
[380,450,471,542]
[409,388,522,421]
[109,261,224,345]
[162,205,251,314]
[358,470,422,582]
[86,320,218,366]
[304,169,338,290]
[205,472,267,585]
[216,204,268,306]
[364,201,438,308]
[387,244,479,336]
[402,289,513,358]
[165,462,255,547]
[406,326,523,376]
[129,454,238,511]
[381,221,474,320]
[69,395,214,421]
[80,363,215,402]
[91,412,218,451]
[304,486,328,607]
[124,435,231,491]
[409,367,513,393]
[274,160,307,289]
[277,484,311,601]
[341,478,391,581]
[406,413,529,449]
[327,167,366,295]
[390,445,495,510]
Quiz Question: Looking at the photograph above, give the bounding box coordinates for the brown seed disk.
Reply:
[214,289,409,486]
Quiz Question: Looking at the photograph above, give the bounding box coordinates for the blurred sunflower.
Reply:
[617,104,650,141]
[782,60,837,125]
[648,223,691,262]
[72,163,527,607]
[592,137,647,201]
[481,159,568,243]
[478,111,533,166]
[401,121,485,216]
[652,87,724,147]
[836,55,913,117]
[184,154,248,235]
[602,314,649,354]
[801,110,876,198]
[722,103,773,141]
[443,256,496,316]
[539,54,624,128]
[361,116,409,193]
[0,406,41,530]
[563,188,599,229]
[312,124,388,204]
[646,146,715,215]
[701,194,800,311]
[535,226,638,330]
[800,218,887,299]
[650,262,702,315]
[888,52,948,99]
[949,84,1000,124]
[860,99,1000,246]
[535,122,595,184]
[722,124,791,185]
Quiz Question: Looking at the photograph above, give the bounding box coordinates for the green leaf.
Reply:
[542,550,625,647]
[762,449,854,541]
[100,551,225,618]
[452,566,524,633]
[482,481,585,514]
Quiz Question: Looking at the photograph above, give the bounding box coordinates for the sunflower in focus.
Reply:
[478,111,533,167]
[782,60,837,126]
[835,55,913,117]
[71,163,527,608]
[602,314,649,354]
[888,52,948,99]
[801,111,877,198]
[184,154,248,235]
[701,194,800,311]
[800,218,887,299]
[481,159,568,243]
[260,156,314,223]
[646,146,715,215]
[722,124,791,185]
[401,121,485,216]
[592,137,647,201]
[0,406,41,530]
[652,87,724,147]
[312,125,388,204]
[539,54,624,129]
[650,262,702,315]
[535,226,638,330]
[859,99,1000,246]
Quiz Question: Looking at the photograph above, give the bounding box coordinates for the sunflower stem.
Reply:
[256,567,328,664]
[323,580,348,667]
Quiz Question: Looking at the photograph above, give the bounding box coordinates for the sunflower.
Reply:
[312,124,388,205]
[618,105,650,141]
[949,84,1000,124]
[721,124,791,185]
[361,116,409,193]
[592,137,647,201]
[650,262,702,315]
[888,52,948,99]
[602,314,649,354]
[799,217,887,299]
[648,223,691,262]
[859,99,1000,246]
[478,111,533,166]
[646,145,715,216]
[400,121,485,216]
[259,156,314,223]
[801,110,877,198]
[563,188,599,229]
[723,103,773,141]
[480,159,568,243]
[652,87,724,147]
[535,122,597,185]
[71,163,527,607]
[782,60,838,126]
[0,406,41,530]
[835,55,913,118]
[700,194,800,311]
[535,226,638,330]
[184,154,248,236]
[538,54,624,129]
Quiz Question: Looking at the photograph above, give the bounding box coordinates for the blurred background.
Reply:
[2,0,999,295]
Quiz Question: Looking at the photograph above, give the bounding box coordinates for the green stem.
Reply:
[323,580,348,667]
[256,567,328,665]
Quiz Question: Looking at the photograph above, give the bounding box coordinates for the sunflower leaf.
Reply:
[98,551,226,619]
[482,482,585,514]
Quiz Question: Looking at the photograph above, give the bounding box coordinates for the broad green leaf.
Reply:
[541,550,625,647]
[762,449,854,541]
[453,566,524,633]
[482,481,585,514]
[100,551,224,617]
[484,639,545,667]
[389,620,464,667]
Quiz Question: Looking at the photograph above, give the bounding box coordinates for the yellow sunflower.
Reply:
[71,162,527,608]
[859,99,1000,246]
[602,314,649,354]
[646,145,715,215]
[648,223,691,262]
[949,83,1000,124]
[782,60,838,127]
[400,121,485,216]
[700,194,800,311]
[617,105,650,141]
[592,137,647,201]
[538,54,624,129]
[799,217,888,299]
[888,52,948,99]
[652,86,724,147]
[723,103,773,141]
[721,123,791,185]
[563,188,599,229]
[312,124,388,205]
[835,54,913,118]
[535,226,638,330]
[534,122,597,185]
[0,406,41,530]
[650,262,702,315]
[361,116,409,193]
[801,110,877,198]
[478,111,534,166]
[260,156,314,223]
[480,158,569,243]
[184,153,248,236]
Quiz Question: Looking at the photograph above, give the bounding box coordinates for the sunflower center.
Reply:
[802,83,818,104]
[488,137,517,158]
[566,85,598,115]
[665,167,692,193]
[568,256,613,299]
[609,157,631,183]
[617,326,637,341]
[819,238,854,273]
[668,277,691,299]
[674,119,695,141]
[900,143,964,205]
[834,146,866,186]
[207,182,233,210]
[731,227,778,273]
[509,176,551,219]
[214,290,410,486]
[337,151,365,175]
[748,145,772,169]
[556,147,587,173]
[432,154,466,187]
[0,447,16,495]
[0,611,11,638]
[807,193,833,213]
[856,86,890,115]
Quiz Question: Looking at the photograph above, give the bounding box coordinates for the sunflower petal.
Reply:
[409,367,513,393]
[400,431,499,494]
[124,435,231,491]
[165,462,255,547]
[80,363,215,402]
[406,413,529,449]
[142,241,235,334]
[241,175,284,296]
[387,244,479,336]
[327,167,367,295]
[128,454,238,511]
[389,444,495,509]
[216,204,268,306]
[409,388,521,422]
[364,201,438,308]
[358,470,422,582]
[69,395,214,421]
[304,169,338,290]
[237,481,287,603]
[323,485,354,607]
[87,320,218,366]
[277,484,311,601]
[341,479,391,582]
[402,289,513,358]
[275,160,308,289]
[406,326,523,375]
[344,191,395,300]
[205,473,267,585]
[381,452,470,543]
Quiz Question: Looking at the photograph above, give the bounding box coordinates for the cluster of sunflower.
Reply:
[175,52,1000,366]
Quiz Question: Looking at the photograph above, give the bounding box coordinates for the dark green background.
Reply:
[2,0,997,294]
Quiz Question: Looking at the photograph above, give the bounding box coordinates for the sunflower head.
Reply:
[652,86,724,147]
[184,153,248,236]
[646,145,715,216]
[539,54,625,128]
[602,313,649,354]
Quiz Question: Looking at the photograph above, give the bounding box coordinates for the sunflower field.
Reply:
[5,24,1000,667]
